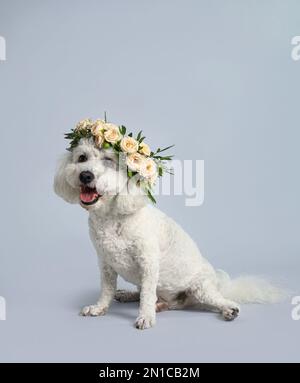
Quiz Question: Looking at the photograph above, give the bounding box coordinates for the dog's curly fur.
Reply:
[54,138,284,329]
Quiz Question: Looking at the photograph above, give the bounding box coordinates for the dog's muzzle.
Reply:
[79,171,94,185]
[79,171,101,205]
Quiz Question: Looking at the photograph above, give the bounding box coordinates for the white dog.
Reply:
[54,137,283,329]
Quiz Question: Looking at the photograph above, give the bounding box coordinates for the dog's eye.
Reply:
[78,154,88,163]
[103,157,115,168]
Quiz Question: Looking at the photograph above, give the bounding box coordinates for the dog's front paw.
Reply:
[80,304,107,317]
[135,314,156,330]
[222,306,240,321]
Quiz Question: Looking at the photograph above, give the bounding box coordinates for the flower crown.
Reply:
[65,117,174,203]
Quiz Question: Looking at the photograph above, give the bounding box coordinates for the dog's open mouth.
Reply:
[80,186,101,205]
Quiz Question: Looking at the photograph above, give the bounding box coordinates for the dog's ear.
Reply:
[53,153,78,204]
[114,177,148,215]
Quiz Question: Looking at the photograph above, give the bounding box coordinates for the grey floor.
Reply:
[0,246,299,363]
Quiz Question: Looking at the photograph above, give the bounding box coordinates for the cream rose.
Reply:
[94,133,104,148]
[126,152,144,172]
[140,158,157,179]
[120,136,139,153]
[139,142,151,156]
[103,122,118,131]
[75,118,93,131]
[91,119,106,135]
[104,125,121,143]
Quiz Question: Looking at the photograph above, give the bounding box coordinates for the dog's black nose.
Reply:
[79,171,94,184]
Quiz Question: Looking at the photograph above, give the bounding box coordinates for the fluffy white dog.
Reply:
[54,137,283,329]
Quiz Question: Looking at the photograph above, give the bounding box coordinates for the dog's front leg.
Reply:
[81,263,117,317]
[135,252,159,330]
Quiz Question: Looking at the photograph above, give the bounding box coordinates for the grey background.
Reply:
[0,0,299,362]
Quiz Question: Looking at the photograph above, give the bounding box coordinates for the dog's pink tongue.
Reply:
[80,190,98,203]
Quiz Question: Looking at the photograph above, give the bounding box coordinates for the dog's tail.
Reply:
[216,270,288,304]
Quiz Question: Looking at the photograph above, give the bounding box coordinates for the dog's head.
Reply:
[54,138,148,215]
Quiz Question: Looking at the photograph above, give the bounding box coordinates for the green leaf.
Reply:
[146,189,156,204]
[119,125,126,135]
[153,155,174,160]
[155,144,175,154]
[128,132,133,137]
[113,142,121,152]
[136,130,143,141]
[165,169,174,175]
[158,167,163,177]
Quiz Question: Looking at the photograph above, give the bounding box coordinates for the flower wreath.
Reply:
[65,117,174,203]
